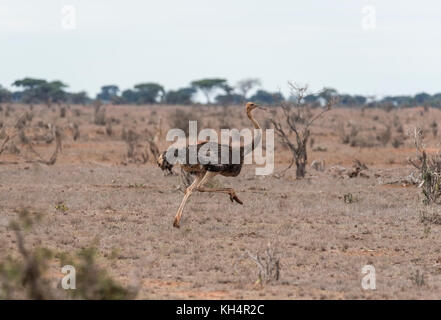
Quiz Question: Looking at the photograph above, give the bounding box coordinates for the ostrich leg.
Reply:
[173,174,203,228]
[196,171,243,204]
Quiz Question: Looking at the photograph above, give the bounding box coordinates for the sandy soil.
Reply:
[1,104,441,299]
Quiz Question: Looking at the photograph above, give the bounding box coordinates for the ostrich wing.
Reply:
[196,142,232,166]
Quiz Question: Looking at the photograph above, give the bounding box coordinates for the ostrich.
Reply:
[157,102,266,228]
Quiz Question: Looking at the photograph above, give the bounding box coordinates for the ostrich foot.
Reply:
[230,193,243,205]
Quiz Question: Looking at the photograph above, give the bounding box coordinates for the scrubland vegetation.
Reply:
[2,92,441,299]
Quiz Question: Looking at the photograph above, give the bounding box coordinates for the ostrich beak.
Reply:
[257,105,267,111]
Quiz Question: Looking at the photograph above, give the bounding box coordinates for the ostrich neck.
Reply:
[243,109,262,155]
[247,109,261,129]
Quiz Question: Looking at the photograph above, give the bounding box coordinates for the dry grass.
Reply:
[1,104,441,299]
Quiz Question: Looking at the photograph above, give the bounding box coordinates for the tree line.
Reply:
[1,77,441,108]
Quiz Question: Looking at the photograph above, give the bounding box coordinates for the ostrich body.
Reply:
[157,102,265,228]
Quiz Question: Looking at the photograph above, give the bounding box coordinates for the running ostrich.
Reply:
[157,102,266,228]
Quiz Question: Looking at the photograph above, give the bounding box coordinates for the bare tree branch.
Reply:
[271,82,333,178]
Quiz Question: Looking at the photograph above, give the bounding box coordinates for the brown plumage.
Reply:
[157,102,265,228]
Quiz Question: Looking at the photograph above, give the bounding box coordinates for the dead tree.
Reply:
[271,83,333,178]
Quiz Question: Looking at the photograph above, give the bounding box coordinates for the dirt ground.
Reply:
[1,104,441,299]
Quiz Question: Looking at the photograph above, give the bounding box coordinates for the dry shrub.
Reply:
[121,127,127,141]
[105,121,112,136]
[313,146,327,152]
[60,247,138,300]
[145,118,162,164]
[392,136,405,148]
[44,130,55,144]
[125,129,138,159]
[409,128,441,205]
[218,106,235,129]
[430,121,438,137]
[246,242,280,286]
[420,206,441,225]
[376,126,391,146]
[170,109,200,135]
[310,159,325,172]
[94,105,106,126]
[15,114,27,130]
[5,105,12,117]
[0,208,52,299]
[25,111,33,122]
[339,120,388,148]
[410,270,426,287]
[339,123,359,145]
[18,129,29,144]
[420,151,441,204]
[123,129,146,163]
[392,116,404,134]
[40,127,63,165]
[72,123,80,141]
[8,142,20,155]
[343,193,355,204]
[350,134,375,148]
[108,116,120,125]
[11,123,63,165]
[380,104,394,113]
[0,209,137,300]
[263,118,272,130]
[347,159,369,178]
[60,106,66,118]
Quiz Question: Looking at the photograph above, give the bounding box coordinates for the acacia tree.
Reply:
[191,78,226,104]
[68,91,90,105]
[165,87,196,105]
[12,78,47,105]
[133,83,164,104]
[236,78,261,100]
[0,85,12,103]
[41,81,68,106]
[250,90,284,105]
[120,83,164,104]
[96,85,119,102]
[271,83,334,178]
[12,78,67,107]
[215,83,243,106]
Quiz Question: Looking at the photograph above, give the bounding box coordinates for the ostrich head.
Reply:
[157,151,173,172]
[246,102,266,112]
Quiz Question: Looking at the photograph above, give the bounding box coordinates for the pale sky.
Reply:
[1,0,441,99]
